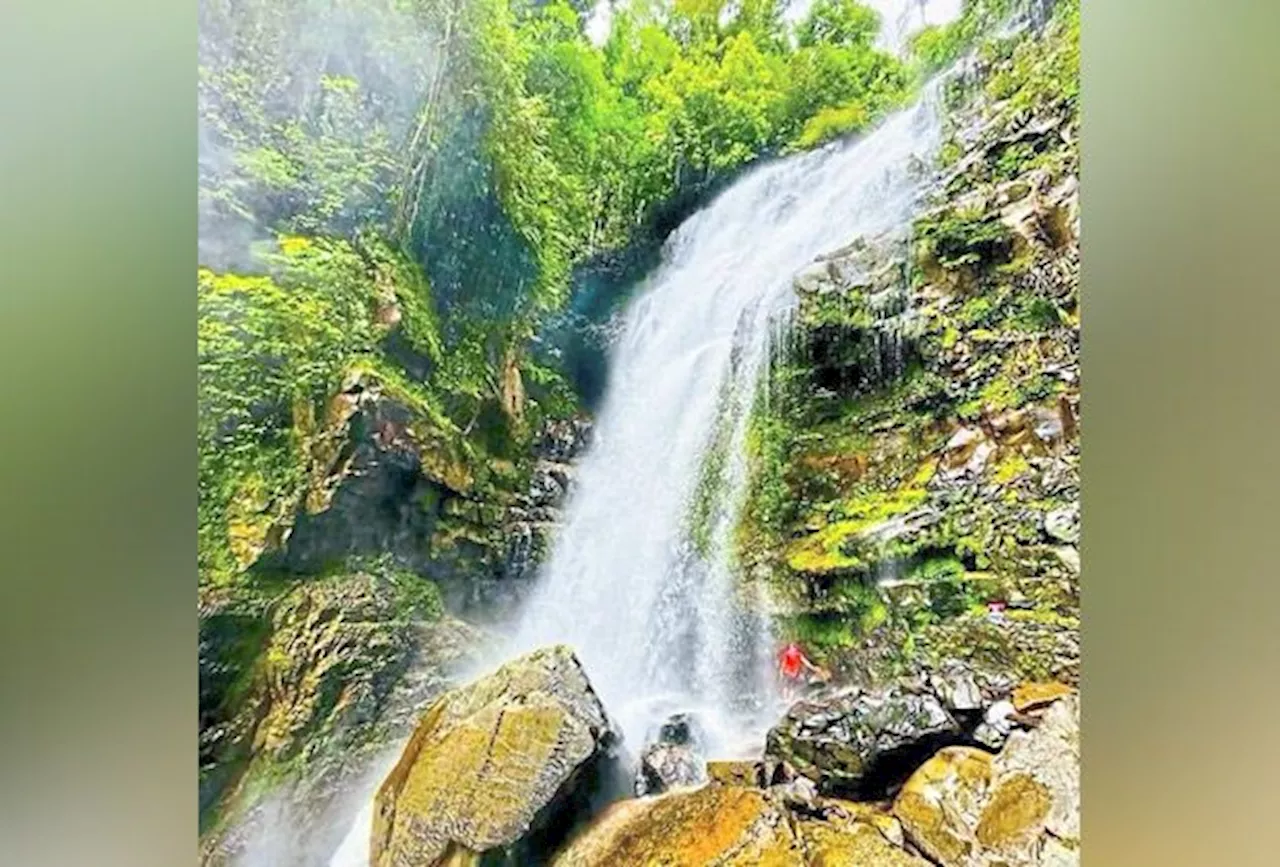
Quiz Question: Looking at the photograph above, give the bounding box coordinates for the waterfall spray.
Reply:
[510,80,947,755]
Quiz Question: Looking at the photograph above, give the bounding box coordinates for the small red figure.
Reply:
[778,642,818,700]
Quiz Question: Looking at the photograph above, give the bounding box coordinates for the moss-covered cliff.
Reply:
[739,0,1080,689]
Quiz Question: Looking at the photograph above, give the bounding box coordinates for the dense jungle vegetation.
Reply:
[197,0,1000,588]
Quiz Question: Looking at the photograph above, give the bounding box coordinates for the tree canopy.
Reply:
[197,0,919,584]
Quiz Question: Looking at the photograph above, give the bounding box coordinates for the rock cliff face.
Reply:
[499,419,593,613]
[198,570,483,867]
[242,370,589,617]
[741,3,1080,697]
[198,375,589,862]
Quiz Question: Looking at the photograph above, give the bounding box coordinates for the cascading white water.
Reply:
[511,81,946,755]
[326,80,945,867]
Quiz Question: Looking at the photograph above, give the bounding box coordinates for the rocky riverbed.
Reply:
[369,644,1079,866]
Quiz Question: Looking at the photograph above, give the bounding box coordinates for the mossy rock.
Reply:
[764,687,960,799]
[892,747,994,867]
[798,818,929,867]
[552,785,800,866]
[199,571,458,864]
[1011,681,1072,713]
[371,645,619,867]
[892,693,1079,866]
[706,760,766,788]
[552,784,926,867]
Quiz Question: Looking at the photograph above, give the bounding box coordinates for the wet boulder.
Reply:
[893,691,1080,866]
[552,784,931,867]
[928,660,985,713]
[765,687,962,799]
[634,713,707,796]
[553,785,797,865]
[370,645,620,867]
[706,759,768,788]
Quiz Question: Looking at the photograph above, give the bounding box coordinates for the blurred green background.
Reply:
[3,0,1280,865]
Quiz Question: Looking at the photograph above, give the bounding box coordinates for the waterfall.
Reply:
[511,82,946,754]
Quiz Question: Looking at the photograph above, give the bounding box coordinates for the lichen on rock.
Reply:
[371,645,620,867]
[765,686,963,799]
[552,782,928,867]
[892,690,1080,866]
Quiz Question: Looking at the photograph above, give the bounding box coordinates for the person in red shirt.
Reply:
[778,641,820,700]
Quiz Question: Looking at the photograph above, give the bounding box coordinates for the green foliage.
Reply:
[957,295,997,329]
[1011,294,1061,331]
[911,553,965,582]
[781,581,887,650]
[740,386,808,543]
[984,0,1080,114]
[379,560,446,619]
[198,0,430,247]
[785,463,934,576]
[927,575,984,619]
[202,0,915,375]
[905,0,1018,74]
[198,238,384,579]
[781,612,856,651]
[917,205,1012,269]
[193,0,1009,590]
[795,100,870,149]
[795,0,879,49]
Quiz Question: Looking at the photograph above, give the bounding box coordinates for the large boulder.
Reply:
[893,692,1080,866]
[551,784,930,867]
[371,645,621,867]
[765,687,962,798]
[551,785,797,866]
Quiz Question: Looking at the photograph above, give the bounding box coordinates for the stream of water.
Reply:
[508,78,946,757]
[326,5,959,863]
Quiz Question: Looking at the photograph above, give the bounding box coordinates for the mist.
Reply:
[197,0,442,271]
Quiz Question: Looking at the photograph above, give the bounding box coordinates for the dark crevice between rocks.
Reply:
[818,728,983,802]
[199,611,273,830]
[804,324,923,403]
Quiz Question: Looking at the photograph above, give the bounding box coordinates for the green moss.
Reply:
[688,388,737,558]
[910,554,965,582]
[394,575,444,619]
[992,140,1038,181]
[984,0,1080,115]
[958,295,998,329]
[1010,295,1062,331]
[938,138,963,168]
[780,613,857,652]
[992,451,1030,484]
[785,466,933,575]
[733,0,1080,681]
[917,205,1014,271]
[927,577,986,620]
